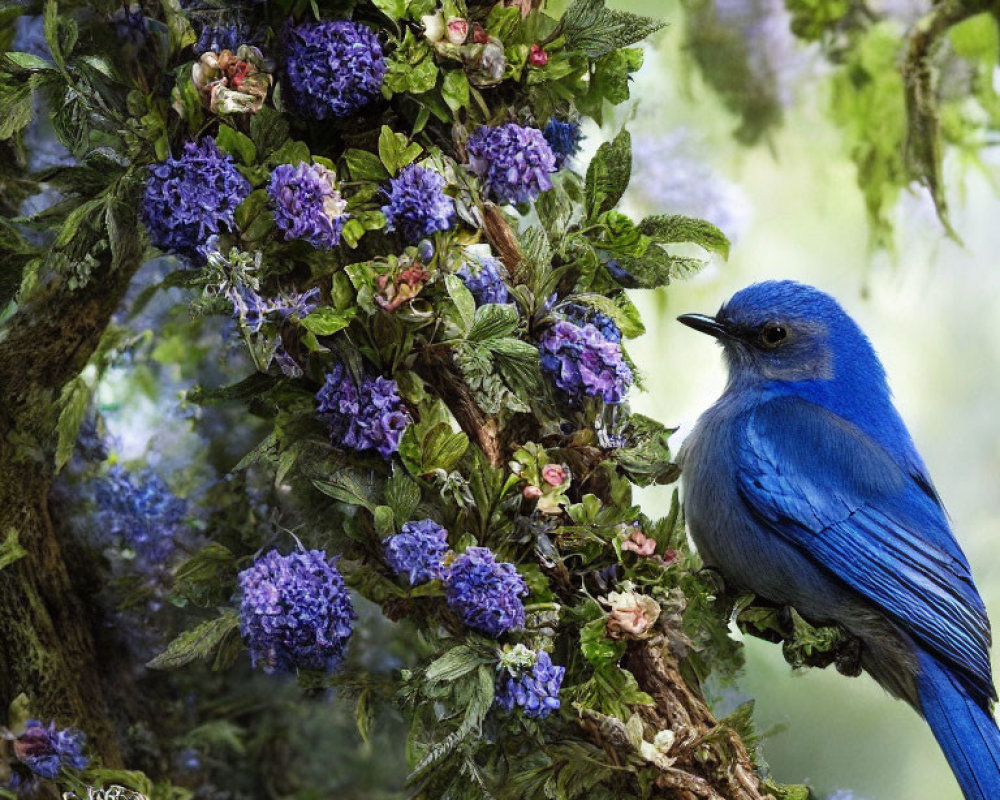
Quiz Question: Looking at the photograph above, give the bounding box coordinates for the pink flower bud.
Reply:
[446,17,469,45]
[528,44,549,67]
[522,485,542,500]
[541,464,567,486]
[472,23,488,44]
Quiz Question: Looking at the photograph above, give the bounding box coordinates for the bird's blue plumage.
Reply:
[679,281,998,800]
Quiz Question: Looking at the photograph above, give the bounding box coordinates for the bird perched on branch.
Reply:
[678,280,999,800]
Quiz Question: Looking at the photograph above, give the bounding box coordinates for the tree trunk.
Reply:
[0,200,145,765]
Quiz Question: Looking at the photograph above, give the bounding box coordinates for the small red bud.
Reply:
[529,44,549,67]
[472,24,488,44]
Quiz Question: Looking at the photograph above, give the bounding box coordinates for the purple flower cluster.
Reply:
[495,650,565,719]
[283,21,387,120]
[316,362,409,458]
[383,519,449,584]
[12,719,89,780]
[143,138,251,261]
[466,124,557,205]
[230,286,320,333]
[543,119,583,169]
[94,466,187,562]
[195,22,247,54]
[457,255,510,305]
[268,162,348,249]
[382,165,455,243]
[238,549,357,673]
[444,547,527,637]
[110,3,149,51]
[562,302,621,342]
[539,320,632,404]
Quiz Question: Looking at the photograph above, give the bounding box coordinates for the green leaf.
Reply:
[558,0,664,58]
[4,52,55,71]
[53,198,103,248]
[344,148,389,181]
[374,505,396,538]
[0,81,35,140]
[216,125,257,166]
[444,274,476,333]
[300,307,355,336]
[378,125,423,176]
[399,404,469,477]
[0,529,27,572]
[250,106,291,156]
[384,468,422,523]
[188,373,276,406]
[638,214,730,260]
[425,645,492,684]
[441,70,470,112]
[175,543,238,607]
[614,413,679,487]
[585,129,631,220]
[314,472,379,513]
[146,609,240,670]
[54,377,90,472]
[580,617,625,668]
[371,0,407,21]
[466,303,519,342]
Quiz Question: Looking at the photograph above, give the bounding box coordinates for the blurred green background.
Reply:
[612,2,1000,798]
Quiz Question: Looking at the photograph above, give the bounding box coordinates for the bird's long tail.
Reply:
[917,649,1000,800]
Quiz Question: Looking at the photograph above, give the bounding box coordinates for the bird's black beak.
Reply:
[677,313,733,340]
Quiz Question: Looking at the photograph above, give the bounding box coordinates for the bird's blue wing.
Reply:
[736,395,994,705]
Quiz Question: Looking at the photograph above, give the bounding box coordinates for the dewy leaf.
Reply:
[558,0,665,58]
[146,609,240,670]
[637,215,730,260]
[585,129,631,220]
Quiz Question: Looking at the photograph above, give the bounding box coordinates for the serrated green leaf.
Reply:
[374,504,396,537]
[585,129,631,219]
[559,0,664,57]
[175,543,237,607]
[384,468,422,522]
[441,69,470,112]
[638,214,730,259]
[466,303,519,342]
[300,306,355,336]
[425,645,491,684]
[146,609,240,670]
[4,52,54,71]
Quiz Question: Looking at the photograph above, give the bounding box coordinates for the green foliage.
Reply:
[147,610,241,671]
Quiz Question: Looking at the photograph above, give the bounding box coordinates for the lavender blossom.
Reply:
[543,119,583,170]
[238,549,357,673]
[12,720,89,780]
[466,124,557,204]
[457,254,510,306]
[143,138,251,261]
[539,320,632,404]
[382,165,456,243]
[495,648,565,719]
[383,519,449,584]
[268,162,348,249]
[283,21,387,120]
[316,362,409,458]
[444,547,528,637]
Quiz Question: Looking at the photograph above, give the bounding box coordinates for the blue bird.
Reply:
[678,280,999,799]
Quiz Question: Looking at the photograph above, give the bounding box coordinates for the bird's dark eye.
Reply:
[759,323,787,348]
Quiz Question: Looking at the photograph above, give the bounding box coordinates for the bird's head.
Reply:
[678,281,885,389]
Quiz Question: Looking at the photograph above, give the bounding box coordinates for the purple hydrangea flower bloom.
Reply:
[13,720,89,779]
[382,165,455,243]
[383,519,449,584]
[94,466,187,563]
[238,549,357,673]
[543,119,583,170]
[444,547,528,637]
[539,320,632,404]
[195,21,251,54]
[284,21,387,120]
[457,255,509,305]
[495,650,565,719]
[466,124,557,205]
[143,138,251,261]
[268,162,348,249]
[562,302,621,343]
[316,362,409,458]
